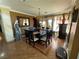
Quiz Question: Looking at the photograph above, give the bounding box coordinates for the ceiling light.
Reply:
[38,8,40,16]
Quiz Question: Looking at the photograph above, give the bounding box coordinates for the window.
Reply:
[23,18,29,26]
[17,16,29,27]
[42,21,46,27]
[48,19,52,28]
[53,16,59,32]
[39,20,46,28]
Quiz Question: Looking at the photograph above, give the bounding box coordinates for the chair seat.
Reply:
[41,37,46,41]
[30,38,39,42]
[34,38,39,41]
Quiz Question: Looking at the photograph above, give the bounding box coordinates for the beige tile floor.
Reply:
[0,37,66,59]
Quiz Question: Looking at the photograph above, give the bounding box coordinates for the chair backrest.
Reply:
[28,31,34,40]
[46,30,52,39]
[49,30,52,36]
[25,30,29,37]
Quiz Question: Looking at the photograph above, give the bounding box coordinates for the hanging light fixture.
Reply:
[37,8,41,20]
[38,8,40,17]
[38,8,42,27]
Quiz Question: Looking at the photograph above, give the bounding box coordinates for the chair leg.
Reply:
[33,43,35,47]
[29,39,31,45]
[45,41,47,47]
[33,40,35,47]
[51,39,52,42]
[26,38,27,43]
[26,40,27,43]
[48,39,50,44]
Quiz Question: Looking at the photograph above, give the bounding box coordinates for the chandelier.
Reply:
[38,8,40,17]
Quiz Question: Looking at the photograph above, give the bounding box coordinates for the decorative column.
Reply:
[0,6,14,42]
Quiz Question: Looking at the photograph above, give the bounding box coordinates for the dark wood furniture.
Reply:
[28,31,39,47]
[58,24,67,39]
[25,29,52,47]
[40,30,52,47]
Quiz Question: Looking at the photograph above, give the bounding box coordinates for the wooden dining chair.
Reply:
[25,30,29,43]
[40,29,52,47]
[28,31,39,47]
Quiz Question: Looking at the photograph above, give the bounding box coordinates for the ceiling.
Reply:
[0,0,76,16]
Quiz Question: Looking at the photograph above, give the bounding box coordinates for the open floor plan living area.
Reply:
[0,0,79,59]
